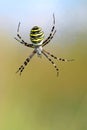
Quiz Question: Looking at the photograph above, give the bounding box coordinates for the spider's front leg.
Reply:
[42,50,59,76]
[43,49,74,62]
[15,22,34,48]
[16,50,36,75]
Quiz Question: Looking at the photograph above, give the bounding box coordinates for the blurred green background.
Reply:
[0,0,87,130]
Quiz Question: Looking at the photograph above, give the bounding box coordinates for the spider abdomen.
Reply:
[30,26,44,45]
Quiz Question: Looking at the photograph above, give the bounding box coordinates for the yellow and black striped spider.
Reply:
[15,14,73,76]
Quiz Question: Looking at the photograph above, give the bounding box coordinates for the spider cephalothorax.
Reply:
[15,14,73,76]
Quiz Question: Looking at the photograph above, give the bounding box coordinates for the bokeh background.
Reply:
[0,0,87,130]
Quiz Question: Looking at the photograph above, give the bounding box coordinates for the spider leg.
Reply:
[42,30,56,47]
[14,37,22,43]
[42,14,56,47]
[16,50,36,75]
[17,22,21,32]
[16,22,23,40]
[43,49,74,62]
[42,50,59,76]
[15,22,34,48]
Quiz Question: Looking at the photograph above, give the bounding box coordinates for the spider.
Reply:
[15,14,73,76]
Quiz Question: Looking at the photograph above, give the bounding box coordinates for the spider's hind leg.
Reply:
[15,22,34,48]
[16,22,22,39]
[15,22,25,42]
[42,14,56,47]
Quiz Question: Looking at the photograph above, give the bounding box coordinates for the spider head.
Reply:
[30,26,44,45]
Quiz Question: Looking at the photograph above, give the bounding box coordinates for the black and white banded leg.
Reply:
[15,22,33,48]
[43,49,74,62]
[16,50,36,75]
[42,14,56,47]
[42,51,59,76]
[42,30,56,47]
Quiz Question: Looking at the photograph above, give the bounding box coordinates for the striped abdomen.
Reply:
[30,26,44,44]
